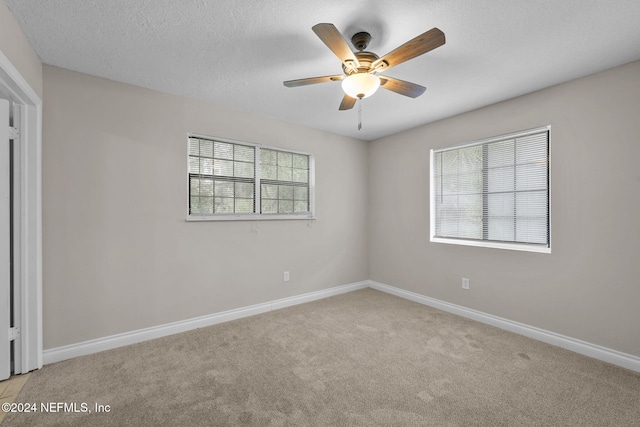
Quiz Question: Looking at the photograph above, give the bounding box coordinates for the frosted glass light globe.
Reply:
[341,73,380,99]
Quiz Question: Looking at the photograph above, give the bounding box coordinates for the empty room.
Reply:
[1,0,639,425]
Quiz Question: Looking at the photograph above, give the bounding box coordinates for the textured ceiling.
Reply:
[5,0,640,141]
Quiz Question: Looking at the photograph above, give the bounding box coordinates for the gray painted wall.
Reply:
[42,65,369,349]
[369,60,640,357]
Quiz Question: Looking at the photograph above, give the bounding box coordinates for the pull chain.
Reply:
[358,97,363,130]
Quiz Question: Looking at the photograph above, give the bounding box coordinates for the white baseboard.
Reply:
[43,280,640,373]
[368,280,640,373]
[43,281,369,365]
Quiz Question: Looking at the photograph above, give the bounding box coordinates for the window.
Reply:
[430,126,550,252]
[188,135,314,220]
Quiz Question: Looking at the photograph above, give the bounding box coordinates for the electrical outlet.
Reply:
[284,271,290,282]
[462,278,470,290]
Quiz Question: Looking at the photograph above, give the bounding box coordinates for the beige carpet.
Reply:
[4,289,640,426]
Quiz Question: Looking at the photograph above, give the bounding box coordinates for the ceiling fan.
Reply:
[283,23,445,111]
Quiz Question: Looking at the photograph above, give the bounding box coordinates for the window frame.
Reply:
[429,126,551,253]
[186,133,315,221]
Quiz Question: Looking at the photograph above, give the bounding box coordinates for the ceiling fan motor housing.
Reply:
[342,51,380,75]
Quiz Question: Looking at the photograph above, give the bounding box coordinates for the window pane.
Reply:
[278,167,292,181]
[516,162,547,191]
[279,200,294,213]
[214,141,234,160]
[488,218,514,241]
[214,159,233,176]
[188,156,199,174]
[516,218,548,244]
[437,213,482,240]
[190,178,200,195]
[516,134,547,163]
[200,197,214,214]
[262,199,278,214]
[436,146,482,195]
[261,149,277,166]
[234,161,254,178]
[261,164,277,180]
[486,192,515,217]
[459,145,482,171]
[441,150,458,170]
[261,184,278,199]
[516,191,548,218]
[435,194,482,239]
[190,196,201,214]
[279,185,294,200]
[459,194,483,238]
[294,186,308,201]
[200,179,213,197]
[487,140,514,168]
[293,168,308,183]
[294,201,308,213]
[189,139,200,156]
[200,158,213,175]
[487,166,514,193]
[235,182,254,198]
[200,140,213,158]
[457,170,483,194]
[234,144,254,162]
[235,198,254,213]
[215,181,234,197]
[278,151,293,167]
[215,197,234,213]
[293,154,308,169]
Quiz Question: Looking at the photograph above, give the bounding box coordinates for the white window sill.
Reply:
[186,214,316,222]
[430,237,551,254]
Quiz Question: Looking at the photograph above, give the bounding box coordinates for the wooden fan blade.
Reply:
[312,23,360,72]
[379,76,426,98]
[339,94,357,110]
[372,28,445,72]
[284,75,344,87]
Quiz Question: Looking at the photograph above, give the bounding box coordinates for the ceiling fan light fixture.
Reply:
[341,73,380,99]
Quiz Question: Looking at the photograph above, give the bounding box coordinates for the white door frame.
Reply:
[0,51,42,373]
[1,98,10,380]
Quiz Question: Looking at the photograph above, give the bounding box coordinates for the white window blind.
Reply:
[188,135,314,220]
[260,148,310,214]
[431,127,550,252]
[189,137,255,215]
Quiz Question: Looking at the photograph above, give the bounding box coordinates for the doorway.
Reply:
[0,52,42,376]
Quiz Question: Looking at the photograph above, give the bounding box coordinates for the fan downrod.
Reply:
[351,32,371,51]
